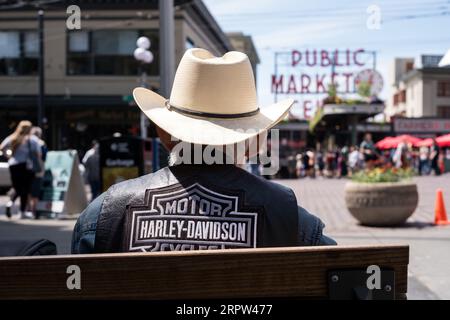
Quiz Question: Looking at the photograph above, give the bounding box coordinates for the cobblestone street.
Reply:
[1,174,450,299]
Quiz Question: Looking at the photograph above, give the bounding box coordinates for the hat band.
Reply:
[165,100,260,119]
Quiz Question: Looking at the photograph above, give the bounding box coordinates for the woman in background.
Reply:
[0,121,41,219]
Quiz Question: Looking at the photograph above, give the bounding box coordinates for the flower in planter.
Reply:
[351,167,414,183]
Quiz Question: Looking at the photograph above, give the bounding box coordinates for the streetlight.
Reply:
[134,37,160,172]
[133,36,154,139]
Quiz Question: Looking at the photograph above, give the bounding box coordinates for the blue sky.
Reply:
[204,0,450,118]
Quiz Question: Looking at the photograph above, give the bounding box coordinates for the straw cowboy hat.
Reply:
[133,48,294,146]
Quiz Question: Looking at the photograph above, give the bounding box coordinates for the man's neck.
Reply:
[168,150,239,167]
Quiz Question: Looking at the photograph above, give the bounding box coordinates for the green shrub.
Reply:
[352,167,414,183]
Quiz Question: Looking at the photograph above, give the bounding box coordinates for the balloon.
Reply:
[136,36,151,50]
[133,48,146,61]
[142,50,154,64]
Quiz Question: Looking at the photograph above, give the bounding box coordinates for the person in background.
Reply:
[418,145,430,176]
[295,153,303,178]
[315,149,325,177]
[302,150,310,178]
[393,138,409,169]
[338,146,349,178]
[348,146,360,176]
[360,133,378,169]
[306,150,316,178]
[381,149,393,167]
[430,139,441,176]
[325,149,336,178]
[0,121,41,219]
[29,127,47,219]
[82,140,101,201]
[286,154,297,179]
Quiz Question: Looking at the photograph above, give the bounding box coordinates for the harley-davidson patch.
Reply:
[123,182,262,252]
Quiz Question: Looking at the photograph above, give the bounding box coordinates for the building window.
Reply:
[185,37,195,49]
[67,29,159,76]
[393,93,399,106]
[438,106,450,119]
[437,81,450,97]
[399,90,407,103]
[0,31,39,76]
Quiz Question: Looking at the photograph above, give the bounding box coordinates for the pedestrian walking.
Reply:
[82,140,101,201]
[0,121,42,219]
[29,127,47,219]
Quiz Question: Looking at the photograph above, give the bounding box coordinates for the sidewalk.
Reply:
[1,174,449,299]
[280,174,450,300]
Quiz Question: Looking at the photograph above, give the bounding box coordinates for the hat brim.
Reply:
[133,87,294,146]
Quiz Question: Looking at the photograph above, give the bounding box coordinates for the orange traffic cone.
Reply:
[435,189,450,226]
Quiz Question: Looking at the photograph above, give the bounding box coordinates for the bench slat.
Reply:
[0,245,409,300]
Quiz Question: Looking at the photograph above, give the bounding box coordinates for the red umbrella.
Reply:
[415,138,433,148]
[376,135,422,149]
[375,137,396,149]
[436,134,450,147]
[397,134,422,146]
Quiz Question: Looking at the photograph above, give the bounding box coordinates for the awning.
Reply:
[309,103,385,132]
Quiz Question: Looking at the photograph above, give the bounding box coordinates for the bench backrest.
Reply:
[0,244,409,300]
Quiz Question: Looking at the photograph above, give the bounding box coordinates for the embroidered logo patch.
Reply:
[123,182,262,252]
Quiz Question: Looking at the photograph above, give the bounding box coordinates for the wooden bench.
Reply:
[0,244,409,300]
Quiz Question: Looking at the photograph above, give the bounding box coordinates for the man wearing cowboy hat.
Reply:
[72,48,336,254]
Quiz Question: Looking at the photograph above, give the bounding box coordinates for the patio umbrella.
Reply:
[436,134,450,147]
[375,137,396,149]
[414,138,433,148]
[376,135,422,149]
[396,134,422,146]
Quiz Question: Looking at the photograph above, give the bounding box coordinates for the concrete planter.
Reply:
[345,181,418,226]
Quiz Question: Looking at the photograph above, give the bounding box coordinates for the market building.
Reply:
[386,53,450,137]
[0,0,234,152]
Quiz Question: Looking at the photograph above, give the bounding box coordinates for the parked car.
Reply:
[0,151,12,194]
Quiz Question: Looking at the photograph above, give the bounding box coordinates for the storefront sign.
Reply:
[272,49,380,120]
[394,118,450,133]
[100,136,146,191]
[356,124,391,133]
[37,150,87,217]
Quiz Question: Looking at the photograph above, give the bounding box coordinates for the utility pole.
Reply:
[159,0,175,97]
[153,0,175,172]
[37,9,45,128]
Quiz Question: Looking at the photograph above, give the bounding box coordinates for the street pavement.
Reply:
[1,174,449,299]
[281,174,450,300]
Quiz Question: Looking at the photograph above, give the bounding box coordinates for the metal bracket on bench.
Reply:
[327,269,396,300]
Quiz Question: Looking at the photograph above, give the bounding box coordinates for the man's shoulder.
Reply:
[106,166,173,194]
[238,165,293,189]
[218,165,297,201]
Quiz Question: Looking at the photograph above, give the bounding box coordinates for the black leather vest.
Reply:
[94,165,299,253]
